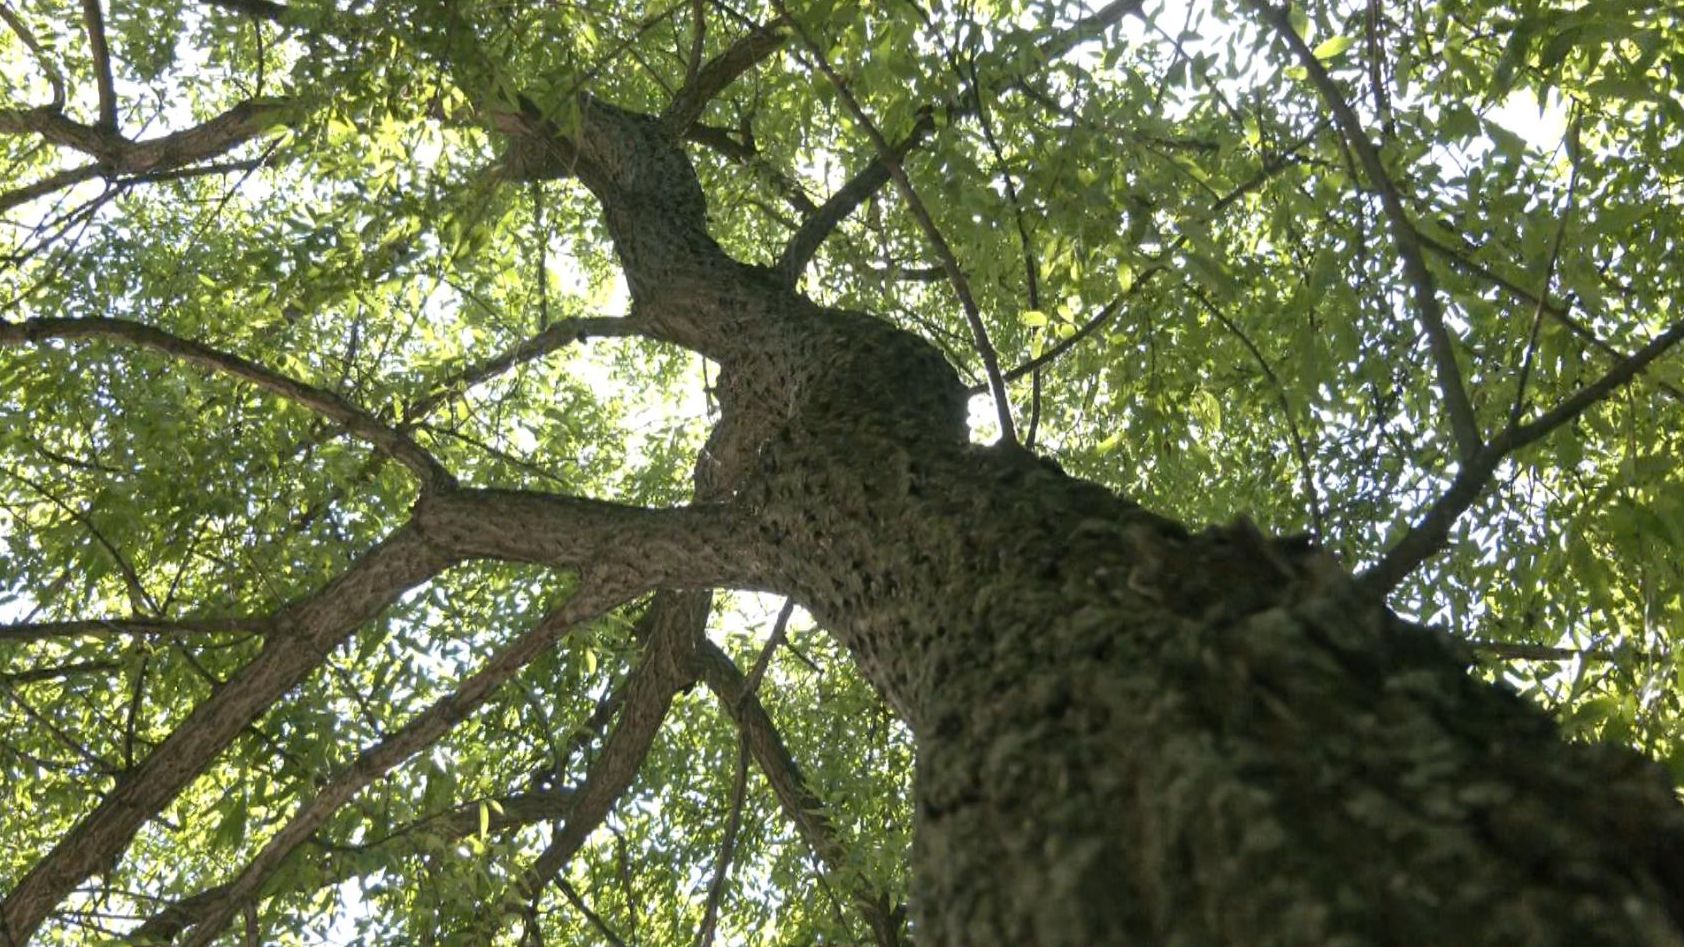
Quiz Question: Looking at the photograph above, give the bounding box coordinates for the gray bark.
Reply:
[548,97,1684,946]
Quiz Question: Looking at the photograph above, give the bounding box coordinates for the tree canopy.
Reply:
[1,0,1682,943]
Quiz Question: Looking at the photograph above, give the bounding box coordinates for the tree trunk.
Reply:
[723,313,1684,946]
[558,99,1684,946]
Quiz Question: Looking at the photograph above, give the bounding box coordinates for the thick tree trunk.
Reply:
[560,99,1684,947]
[726,317,1684,946]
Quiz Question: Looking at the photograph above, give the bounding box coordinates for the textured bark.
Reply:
[6,24,1684,945]
[529,93,1684,947]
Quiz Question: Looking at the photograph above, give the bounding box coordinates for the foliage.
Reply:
[0,0,1681,942]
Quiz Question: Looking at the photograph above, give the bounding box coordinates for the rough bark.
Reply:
[6,23,1684,946]
[528,94,1684,947]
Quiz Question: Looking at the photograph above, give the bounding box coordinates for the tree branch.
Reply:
[1415,230,1684,405]
[982,126,1324,390]
[0,316,453,486]
[1186,284,1326,539]
[403,316,647,424]
[501,590,711,937]
[3,487,753,946]
[694,735,749,947]
[0,2,66,110]
[1257,1,1482,463]
[1362,315,1684,595]
[80,0,118,130]
[129,788,577,945]
[695,639,904,947]
[774,1,1015,445]
[0,616,269,644]
[198,0,291,23]
[0,660,120,686]
[174,581,643,947]
[661,15,789,135]
[0,97,290,173]
[1509,118,1582,426]
[776,114,933,284]
[683,122,820,216]
[0,522,451,947]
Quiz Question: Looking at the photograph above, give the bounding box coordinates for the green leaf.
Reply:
[1312,36,1356,59]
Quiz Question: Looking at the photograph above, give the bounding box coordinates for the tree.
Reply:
[2,0,1683,943]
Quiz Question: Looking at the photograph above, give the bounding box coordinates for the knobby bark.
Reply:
[507,96,1684,946]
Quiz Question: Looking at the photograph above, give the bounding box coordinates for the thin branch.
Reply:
[0,680,118,775]
[81,0,118,130]
[1186,285,1326,540]
[1416,230,1684,404]
[684,122,820,217]
[555,880,630,947]
[662,15,789,134]
[403,316,645,423]
[695,735,749,947]
[696,639,903,947]
[1256,1,1482,463]
[742,598,794,699]
[1510,116,1582,426]
[4,465,157,614]
[1499,318,1684,453]
[0,661,120,685]
[685,0,707,85]
[0,616,268,643]
[1363,314,1684,594]
[1033,0,1147,62]
[982,128,1325,390]
[773,2,1015,445]
[174,582,641,947]
[962,47,1044,445]
[1467,638,1622,663]
[776,114,933,283]
[0,2,66,109]
[0,316,453,485]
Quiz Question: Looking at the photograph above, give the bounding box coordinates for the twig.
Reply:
[1186,285,1326,540]
[0,2,66,109]
[1509,115,1582,426]
[695,735,749,947]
